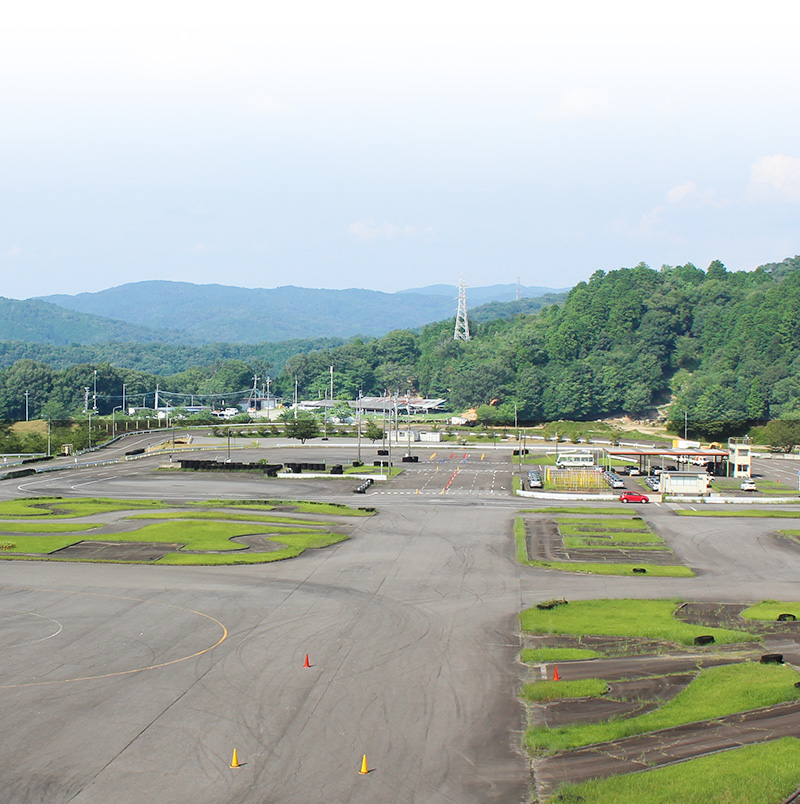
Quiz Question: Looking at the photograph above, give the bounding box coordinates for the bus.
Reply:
[554,452,595,469]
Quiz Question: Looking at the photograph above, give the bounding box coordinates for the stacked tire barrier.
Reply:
[401,455,419,463]
[178,459,283,476]
[354,478,374,494]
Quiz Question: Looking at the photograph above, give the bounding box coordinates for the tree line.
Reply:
[2,256,800,440]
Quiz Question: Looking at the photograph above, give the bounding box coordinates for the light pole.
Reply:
[226,428,231,462]
[112,406,122,437]
[684,410,688,440]
[88,411,94,450]
[356,389,362,463]
[93,369,98,411]
[47,418,51,457]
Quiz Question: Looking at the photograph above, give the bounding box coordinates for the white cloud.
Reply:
[666,181,697,205]
[347,219,430,241]
[538,88,611,122]
[748,154,800,203]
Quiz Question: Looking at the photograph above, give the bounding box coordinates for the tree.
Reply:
[281,410,320,444]
[363,419,384,442]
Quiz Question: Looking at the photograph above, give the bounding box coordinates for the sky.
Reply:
[1,1,799,299]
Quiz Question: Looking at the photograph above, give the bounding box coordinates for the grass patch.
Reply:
[0,521,101,533]
[550,737,800,804]
[741,600,800,620]
[677,509,800,517]
[523,559,693,577]
[556,516,647,530]
[562,538,666,550]
[526,662,800,754]
[195,499,374,516]
[520,599,756,645]
[521,647,603,662]
[519,507,631,515]
[125,511,333,526]
[522,678,608,702]
[159,530,347,565]
[0,497,167,518]
[514,517,528,562]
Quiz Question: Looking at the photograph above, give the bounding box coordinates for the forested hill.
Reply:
[4,256,800,437]
[277,257,800,436]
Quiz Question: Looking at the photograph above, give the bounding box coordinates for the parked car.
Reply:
[620,491,649,503]
[628,467,641,476]
[740,479,757,492]
[645,476,660,491]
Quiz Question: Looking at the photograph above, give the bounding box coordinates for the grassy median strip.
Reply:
[550,737,800,804]
[676,509,800,517]
[522,678,608,702]
[526,661,800,753]
[520,507,631,515]
[741,600,800,620]
[514,517,529,562]
[524,559,693,577]
[521,647,603,662]
[521,599,757,645]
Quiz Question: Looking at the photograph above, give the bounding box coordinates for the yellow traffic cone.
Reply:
[359,754,369,774]
[230,749,241,769]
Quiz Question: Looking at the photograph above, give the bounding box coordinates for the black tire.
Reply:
[621,498,628,503]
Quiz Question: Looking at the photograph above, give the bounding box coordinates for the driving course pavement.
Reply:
[4,438,800,803]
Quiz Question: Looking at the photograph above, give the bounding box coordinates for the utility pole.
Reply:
[294,376,298,420]
[154,384,160,413]
[330,365,334,404]
[84,387,90,413]
[24,390,29,422]
[92,369,98,411]
[122,382,127,412]
[684,411,688,441]
[47,418,51,457]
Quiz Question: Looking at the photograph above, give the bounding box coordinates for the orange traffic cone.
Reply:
[230,749,241,769]
[552,665,560,681]
[359,754,369,774]
[303,653,311,668]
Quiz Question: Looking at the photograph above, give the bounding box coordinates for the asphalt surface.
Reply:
[4,436,800,802]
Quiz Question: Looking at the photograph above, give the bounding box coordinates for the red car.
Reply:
[620,491,649,503]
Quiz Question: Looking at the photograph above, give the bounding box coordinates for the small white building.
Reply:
[659,471,710,496]
[728,438,752,478]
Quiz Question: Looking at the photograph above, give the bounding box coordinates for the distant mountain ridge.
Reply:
[35,280,566,344]
[0,297,184,346]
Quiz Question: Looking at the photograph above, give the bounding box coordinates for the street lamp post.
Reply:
[112,406,122,438]
[87,412,94,450]
[356,389,363,464]
[226,429,231,462]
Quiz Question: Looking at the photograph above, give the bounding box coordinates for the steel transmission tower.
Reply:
[453,277,471,341]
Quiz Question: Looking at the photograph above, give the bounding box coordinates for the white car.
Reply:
[740,479,757,492]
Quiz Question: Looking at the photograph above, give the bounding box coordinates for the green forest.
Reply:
[3,256,800,440]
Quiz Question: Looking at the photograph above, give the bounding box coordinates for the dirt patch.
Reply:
[53,541,185,561]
